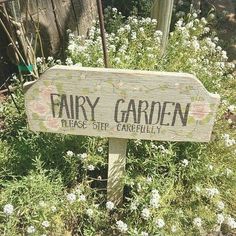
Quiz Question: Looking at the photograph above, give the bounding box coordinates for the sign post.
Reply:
[24,66,220,204]
[107,138,127,205]
[96,0,128,204]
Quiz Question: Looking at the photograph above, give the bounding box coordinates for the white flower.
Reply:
[81,153,88,160]
[192,13,198,18]
[56,59,61,64]
[226,62,235,69]
[171,225,177,232]
[134,139,142,146]
[139,27,144,33]
[225,138,235,147]
[228,105,235,112]
[221,50,228,61]
[222,133,230,140]
[79,194,86,201]
[118,27,125,34]
[145,17,151,23]
[226,216,236,229]
[150,190,160,208]
[109,45,116,52]
[131,32,137,40]
[86,208,93,217]
[97,147,103,153]
[66,29,72,34]
[36,57,42,64]
[3,204,14,215]
[181,159,189,166]
[209,13,215,19]
[112,8,117,13]
[208,164,213,171]
[192,40,200,51]
[42,221,50,228]
[97,58,103,65]
[156,218,165,228]
[67,193,76,203]
[217,201,225,210]
[27,226,36,234]
[206,188,219,198]
[39,200,46,207]
[68,42,76,52]
[65,57,73,65]
[193,217,202,227]
[154,30,163,38]
[47,56,53,62]
[204,27,210,33]
[141,208,151,220]
[116,220,128,233]
[130,202,138,211]
[195,185,201,193]
[146,177,152,183]
[106,201,115,210]
[114,57,121,64]
[217,214,224,224]
[124,25,131,31]
[141,232,149,236]
[152,19,157,24]
[226,168,233,177]
[201,17,207,24]
[66,150,74,157]
[87,165,95,171]
[51,206,57,212]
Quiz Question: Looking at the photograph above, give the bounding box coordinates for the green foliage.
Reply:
[0,8,236,236]
[104,0,154,17]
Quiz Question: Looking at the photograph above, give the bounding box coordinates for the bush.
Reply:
[0,8,235,235]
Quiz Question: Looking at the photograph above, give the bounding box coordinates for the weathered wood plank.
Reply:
[24,65,220,142]
[107,138,127,205]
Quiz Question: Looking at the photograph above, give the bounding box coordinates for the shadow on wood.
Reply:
[107,138,127,205]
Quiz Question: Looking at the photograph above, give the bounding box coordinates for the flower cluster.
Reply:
[222,133,236,147]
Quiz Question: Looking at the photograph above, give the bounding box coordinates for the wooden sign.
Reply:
[24,65,220,142]
[24,65,220,205]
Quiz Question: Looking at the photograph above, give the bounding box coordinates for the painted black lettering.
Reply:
[125,99,137,123]
[160,102,175,126]
[171,103,190,126]
[50,93,60,118]
[70,95,74,119]
[86,96,100,121]
[137,100,149,124]
[149,101,161,125]
[75,96,88,120]
[59,94,70,119]
[114,99,125,123]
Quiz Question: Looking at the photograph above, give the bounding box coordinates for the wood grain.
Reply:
[151,0,174,53]
[24,65,220,142]
[107,138,127,205]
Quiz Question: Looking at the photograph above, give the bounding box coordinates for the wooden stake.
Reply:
[151,0,174,54]
[107,138,127,205]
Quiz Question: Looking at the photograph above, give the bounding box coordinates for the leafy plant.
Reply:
[0,7,235,236]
